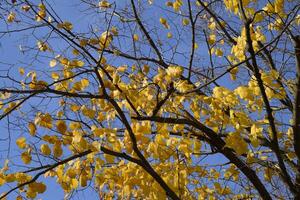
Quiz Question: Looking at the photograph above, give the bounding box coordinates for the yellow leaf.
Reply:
[70,104,80,112]
[166,65,183,78]
[70,178,79,189]
[35,113,53,129]
[51,72,60,80]
[81,78,89,88]
[225,132,248,155]
[57,21,73,31]
[53,142,63,157]
[22,5,30,12]
[215,48,223,57]
[71,60,84,68]
[160,17,170,29]
[81,105,95,119]
[28,122,36,136]
[99,0,111,9]
[111,26,118,35]
[40,144,51,156]
[72,49,80,56]
[29,80,48,90]
[21,151,31,164]
[99,31,113,48]
[29,182,47,193]
[208,34,216,45]
[7,12,16,23]
[37,41,49,52]
[49,60,57,67]
[133,34,139,41]
[182,18,189,26]
[18,67,25,75]
[16,137,27,149]
[56,120,67,133]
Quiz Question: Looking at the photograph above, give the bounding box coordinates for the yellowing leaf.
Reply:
[81,105,95,119]
[225,132,248,155]
[182,18,189,26]
[29,182,47,193]
[215,48,223,57]
[53,142,63,157]
[160,17,170,29]
[70,104,80,112]
[22,5,30,12]
[37,41,49,52]
[36,113,52,129]
[29,80,48,90]
[99,0,111,9]
[49,60,57,67]
[81,78,89,88]
[21,151,31,164]
[18,68,25,75]
[16,137,27,149]
[99,31,113,48]
[111,26,118,35]
[72,49,80,56]
[28,122,36,136]
[167,32,172,38]
[56,120,67,133]
[166,65,183,78]
[70,60,84,68]
[57,21,73,31]
[40,144,51,156]
[7,12,16,23]
[208,34,216,45]
[51,72,60,80]
[133,34,139,41]
[235,86,251,99]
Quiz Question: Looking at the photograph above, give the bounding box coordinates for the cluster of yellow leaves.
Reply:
[35,113,52,129]
[166,0,183,12]
[21,150,32,164]
[99,31,113,49]
[72,78,89,91]
[2,1,296,199]
[37,41,49,52]
[59,57,85,68]
[213,87,239,107]
[57,21,73,31]
[225,132,248,155]
[0,172,32,188]
[166,65,183,78]
[230,25,266,65]
[93,160,208,199]
[16,137,27,149]
[224,164,240,181]
[26,182,47,198]
[36,3,46,22]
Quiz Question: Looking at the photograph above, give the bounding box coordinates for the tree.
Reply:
[0,0,299,199]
